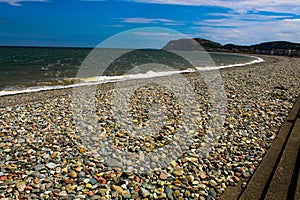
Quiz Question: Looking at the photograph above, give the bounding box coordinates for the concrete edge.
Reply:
[265,118,300,200]
[287,96,300,122]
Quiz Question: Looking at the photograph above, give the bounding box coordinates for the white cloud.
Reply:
[194,12,295,28]
[98,24,124,27]
[120,18,185,26]
[129,0,300,14]
[283,18,300,22]
[80,0,105,1]
[189,10,300,45]
[121,18,175,24]
[0,0,47,6]
[133,31,183,37]
[206,13,294,21]
[192,18,300,45]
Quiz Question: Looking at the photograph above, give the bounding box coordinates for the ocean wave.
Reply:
[0,55,264,97]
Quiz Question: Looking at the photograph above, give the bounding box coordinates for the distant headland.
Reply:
[163,38,300,57]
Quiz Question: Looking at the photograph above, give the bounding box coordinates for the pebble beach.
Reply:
[0,55,300,200]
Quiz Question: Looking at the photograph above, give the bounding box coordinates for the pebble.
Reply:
[34,164,45,171]
[89,177,98,185]
[232,176,240,182]
[173,189,181,197]
[40,184,46,191]
[159,171,169,180]
[69,171,78,178]
[76,195,86,199]
[16,182,26,192]
[173,170,184,176]
[75,166,83,172]
[46,162,57,169]
[140,188,150,198]
[192,180,199,185]
[243,172,251,178]
[209,188,217,198]
[165,188,173,199]
[112,185,123,193]
[200,173,207,179]
[199,190,208,196]
[123,193,131,199]
[210,180,218,187]
[65,179,74,184]
[59,191,68,197]
[91,195,101,200]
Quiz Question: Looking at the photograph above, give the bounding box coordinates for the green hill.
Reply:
[223,41,300,50]
[163,38,300,56]
[163,38,222,51]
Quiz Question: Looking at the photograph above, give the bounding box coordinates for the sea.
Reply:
[0,47,263,96]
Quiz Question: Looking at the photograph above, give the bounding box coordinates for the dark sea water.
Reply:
[0,47,90,90]
[0,47,262,95]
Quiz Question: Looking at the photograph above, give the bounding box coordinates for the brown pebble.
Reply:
[79,147,86,154]
[51,152,58,159]
[34,178,40,184]
[88,192,94,197]
[173,189,181,197]
[68,171,77,178]
[135,176,141,183]
[112,185,124,193]
[159,172,169,180]
[25,186,33,190]
[173,170,183,176]
[200,173,206,179]
[232,176,240,182]
[0,176,7,181]
[235,172,242,177]
[75,166,82,172]
[65,179,74,184]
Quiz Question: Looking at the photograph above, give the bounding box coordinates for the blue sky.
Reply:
[0,0,299,47]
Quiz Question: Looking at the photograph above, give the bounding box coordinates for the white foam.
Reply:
[0,55,264,97]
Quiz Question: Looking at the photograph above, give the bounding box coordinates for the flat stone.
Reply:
[89,177,98,185]
[59,191,68,197]
[40,184,46,191]
[91,195,101,200]
[173,189,180,197]
[16,181,26,192]
[46,162,57,169]
[209,188,217,197]
[34,164,45,171]
[165,188,173,199]
[210,180,218,187]
[112,185,123,193]
[69,171,78,178]
[140,188,150,198]
[173,170,183,176]
[122,193,131,199]
[159,172,169,180]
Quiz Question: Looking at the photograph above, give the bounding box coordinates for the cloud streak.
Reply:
[133,31,183,37]
[98,24,124,27]
[0,0,47,6]
[121,18,174,24]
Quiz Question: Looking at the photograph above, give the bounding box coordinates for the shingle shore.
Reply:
[0,55,299,199]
